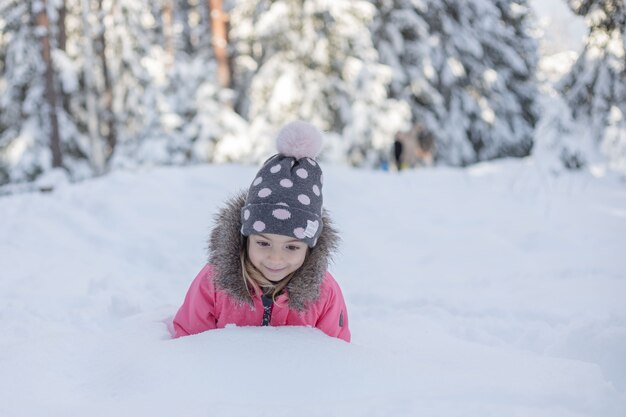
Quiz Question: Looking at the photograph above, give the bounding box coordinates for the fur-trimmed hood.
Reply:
[208,191,340,311]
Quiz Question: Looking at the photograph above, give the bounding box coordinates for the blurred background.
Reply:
[0,0,624,190]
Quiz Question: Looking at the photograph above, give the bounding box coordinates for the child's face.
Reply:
[247,233,308,282]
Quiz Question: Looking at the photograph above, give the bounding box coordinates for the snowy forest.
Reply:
[0,0,625,187]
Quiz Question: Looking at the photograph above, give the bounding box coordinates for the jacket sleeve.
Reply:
[172,264,218,338]
[315,273,351,343]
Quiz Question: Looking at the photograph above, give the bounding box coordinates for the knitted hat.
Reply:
[241,121,324,247]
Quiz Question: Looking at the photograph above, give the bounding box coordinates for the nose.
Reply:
[266,248,284,265]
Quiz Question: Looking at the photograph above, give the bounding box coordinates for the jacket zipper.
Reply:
[261,294,273,326]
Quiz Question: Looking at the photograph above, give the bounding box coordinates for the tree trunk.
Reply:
[163,0,175,67]
[208,0,231,88]
[180,0,194,54]
[97,0,116,156]
[57,1,66,50]
[57,0,71,114]
[81,0,106,173]
[35,0,63,168]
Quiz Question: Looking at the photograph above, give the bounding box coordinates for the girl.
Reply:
[173,121,350,342]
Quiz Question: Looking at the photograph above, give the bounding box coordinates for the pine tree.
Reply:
[107,0,243,168]
[150,0,245,166]
[100,0,162,167]
[0,0,122,185]
[0,0,64,184]
[0,0,247,185]
[229,0,409,165]
[558,0,626,172]
[371,0,539,165]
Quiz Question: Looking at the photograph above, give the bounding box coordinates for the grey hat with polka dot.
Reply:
[241,121,324,247]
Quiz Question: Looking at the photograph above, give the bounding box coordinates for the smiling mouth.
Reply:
[264,266,286,273]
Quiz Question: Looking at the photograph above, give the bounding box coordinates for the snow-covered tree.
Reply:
[98,0,164,166]
[1,1,46,184]
[0,0,94,184]
[0,0,249,186]
[229,0,410,165]
[108,0,246,169]
[558,0,626,173]
[371,0,540,165]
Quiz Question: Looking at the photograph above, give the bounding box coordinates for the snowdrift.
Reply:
[1,161,625,416]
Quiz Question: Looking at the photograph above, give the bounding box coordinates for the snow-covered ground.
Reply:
[1,161,625,416]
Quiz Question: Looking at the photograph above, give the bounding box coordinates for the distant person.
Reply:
[415,124,434,166]
[173,121,350,342]
[393,133,404,171]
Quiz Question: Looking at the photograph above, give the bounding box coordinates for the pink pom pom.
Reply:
[276,121,323,159]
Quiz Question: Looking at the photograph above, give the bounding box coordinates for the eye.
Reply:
[286,244,303,251]
[255,240,270,247]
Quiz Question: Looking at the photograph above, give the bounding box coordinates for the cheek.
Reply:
[247,246,263,267]
[292,251,307,268]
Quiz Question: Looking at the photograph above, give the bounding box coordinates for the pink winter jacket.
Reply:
[173,264,351,342]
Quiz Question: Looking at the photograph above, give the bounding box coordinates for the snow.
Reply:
[1,160,625,416]
[529,0,586,55]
